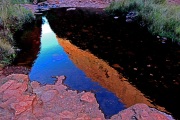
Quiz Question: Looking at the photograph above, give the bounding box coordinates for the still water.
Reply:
[13,7,180,119]
[28,16,125,118]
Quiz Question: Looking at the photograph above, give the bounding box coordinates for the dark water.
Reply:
[14,15,125,118]
[13,7,180,119]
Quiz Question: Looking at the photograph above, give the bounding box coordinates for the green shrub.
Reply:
[106,0,180,42]
[0,0,34,33]
[0,0,34,65]
[0,37,15,65]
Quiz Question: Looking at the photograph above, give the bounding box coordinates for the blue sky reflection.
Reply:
[29,16,125,118]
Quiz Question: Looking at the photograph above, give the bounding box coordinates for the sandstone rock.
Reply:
[32,107,45,117]
[40,117,53,120]
[76,113,91,120]
[17,82,28,93]
[10,95,36,115]
[0,97,16,108]
[45,112,60,119]
[2,74,29,83]
[111,103,174,120]
[0,80,15,93]
[55,75,66,85]
[150,112,171,120]
[92,118,103,120]
[8,82,22,90]
[31,81,41,89]
[47,0,60,4]
[81,92,96,103]
[0,74,36,117]
[3,89,21,101]
[0,74,175,119]
[41,90,58,102]
[16,112,37,120]
[59,110,75,119]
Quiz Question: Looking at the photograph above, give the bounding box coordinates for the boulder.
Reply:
[111,103,174,120]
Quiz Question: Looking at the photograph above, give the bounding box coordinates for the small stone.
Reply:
[81,92,96,103]
[150,73,153,76]
[41,90,58,102]
[114,16,119,19]
[147,64,151,67]
[162,37,167,40]
[133,68,138,71]
[66,8,76,11]
[31,81,41,89]
[59,75,66,80]
[55,75,66,85]
[112,64,120,68]
[162,41,166,44]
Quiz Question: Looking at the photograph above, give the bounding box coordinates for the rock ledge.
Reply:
[0,74,175,120]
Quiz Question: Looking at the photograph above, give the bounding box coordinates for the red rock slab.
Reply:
[0,74,37,118]
[111,103,174,120]
[81,92,96,103]
[0,74,175,120]
[0,74,105,119]
[40,89,58,102]
[0,80,15,93]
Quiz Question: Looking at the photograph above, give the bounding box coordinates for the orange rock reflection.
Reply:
[57,37,168,113]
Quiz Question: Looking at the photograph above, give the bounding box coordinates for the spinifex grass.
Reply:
[106,0,180,42]
[0,0,34,65]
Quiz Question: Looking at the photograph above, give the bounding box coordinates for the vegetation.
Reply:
[0,0,34,66]
[29,0,47,4]
[106,0,180,42]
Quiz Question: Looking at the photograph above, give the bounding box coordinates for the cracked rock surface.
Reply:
[0,74,104,120]
[0,74,174,120]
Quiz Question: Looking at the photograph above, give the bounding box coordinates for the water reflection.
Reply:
[57,38,167,112]
[29,17,69,84]
[13,7,180,119]
[13,20,41,67]
[46,7,179,119]
[29,17,125,118]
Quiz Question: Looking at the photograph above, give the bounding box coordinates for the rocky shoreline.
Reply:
[0,73,175,120]
[0,0,178,119]
[21,0,112,14]
[0,37,175,120]
[21,0,180,15]
[0,37,176,120]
